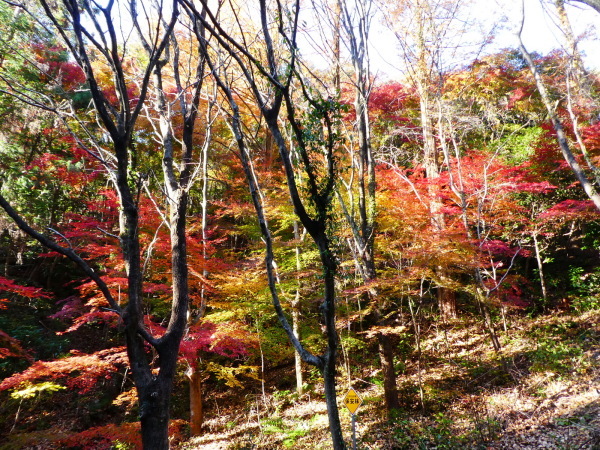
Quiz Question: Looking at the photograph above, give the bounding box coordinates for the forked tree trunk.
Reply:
[4,2,190,448]
[123,322,180,449]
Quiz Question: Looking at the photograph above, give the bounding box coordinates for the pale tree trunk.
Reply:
[333,0,341,92]
[518,17,600,212]
[292,221,304,396]
[438,111,502,352]
[553,1,600,187]
[555,0,587,83]
[532,231,548,304]
[413,3,457,320]
[292,299,303,395]
[336,0,400,417]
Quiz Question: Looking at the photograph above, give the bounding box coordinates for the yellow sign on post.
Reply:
[343,388,363,415]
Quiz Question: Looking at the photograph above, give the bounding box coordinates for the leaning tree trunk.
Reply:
[518,23,600,212]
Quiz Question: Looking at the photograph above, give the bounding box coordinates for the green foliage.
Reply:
[568,267,600,312]
[529,338,584,375]
[391,409,501,449]
[0,301,69,379]
[469,415,502,444]
[392,413,462,449]
[340,334,368,353]
[260,414,312,448]
[204,362,260,389]
[10,381,65,400]
[495,124,544,164]
[112,440,135,450]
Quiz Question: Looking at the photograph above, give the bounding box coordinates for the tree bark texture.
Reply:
[377,333,401,413]
[188,369,204,436]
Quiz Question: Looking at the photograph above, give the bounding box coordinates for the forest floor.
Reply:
[182,308,600,449]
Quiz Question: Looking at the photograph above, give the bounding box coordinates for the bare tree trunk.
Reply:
[293,221,304,396]
[188,369,204,435]
[408,295,425,411]
[532,231,548,304]
[415,1,457,320]
[336,0,400,417]
[518,16,600,212]
[555,0,587,82]
[292,301,303,396]
[438,288,457,319]
[377,333,400,413]
[475,287,501,353]
[206,67,346,449]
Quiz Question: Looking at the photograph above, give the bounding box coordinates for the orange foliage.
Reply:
[0,330,33,361]
[0,347,128,394]
[53,419,187,449]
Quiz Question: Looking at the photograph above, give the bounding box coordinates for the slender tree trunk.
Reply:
[519,26,600,212]
[214,78,347,448]
[408,296,425,411]
[292,293,303,396]
[570,0,600,13]
[293,221,304,395]
[475,288,501,353]
[337,0,400,417]
[532,231,548,304]
[556,0,587,83]
[188,368,204,435]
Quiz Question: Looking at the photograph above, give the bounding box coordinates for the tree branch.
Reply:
[0,193,122,315]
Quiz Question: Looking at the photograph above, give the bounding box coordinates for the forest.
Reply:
[1,0,600,448]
